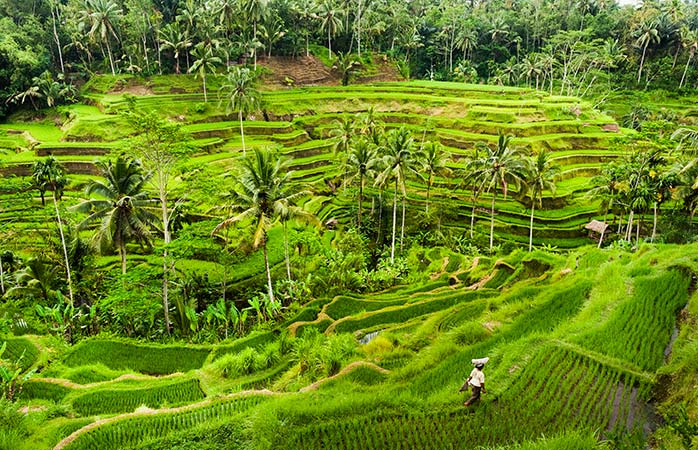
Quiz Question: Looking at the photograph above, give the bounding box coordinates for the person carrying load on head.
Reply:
[460,357,488,406]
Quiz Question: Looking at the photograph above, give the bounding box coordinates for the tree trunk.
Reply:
[470,203,476,238]
[161,194,171,335]
[358,173,363,229]
[284,221,291,280]
[106,39,116,76]
[528,200,535,252]
[599,199,611,248]
[51,5,65,73]
[390,179,397,263]
[263,239,275,304]
[489,190,497,250]
[400,194,406,253]
[239,110,246,156]
[625,210,634,241]
[253,21,258,70]
[120,240,127,275]
[328,26,332,60]
[637,44,647,84]
[202,71,208,102]
[651,202,657,243]
[53,192,73,306]
[680,52,693,89]
[426,176,431,214]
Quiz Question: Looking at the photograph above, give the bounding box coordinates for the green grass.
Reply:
[1,336,40,372]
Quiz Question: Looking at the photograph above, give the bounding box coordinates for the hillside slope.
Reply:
[5,243,697,450]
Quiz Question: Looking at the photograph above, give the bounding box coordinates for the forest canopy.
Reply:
[1,0,697,117]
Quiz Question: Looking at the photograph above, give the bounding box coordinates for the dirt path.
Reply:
[299,361,390,393]
[33,372,183,390]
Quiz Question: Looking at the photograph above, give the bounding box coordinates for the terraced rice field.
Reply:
[7,244,693,449]
[0,79,625,255]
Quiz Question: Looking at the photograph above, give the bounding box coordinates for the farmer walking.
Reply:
[461,357,488,407]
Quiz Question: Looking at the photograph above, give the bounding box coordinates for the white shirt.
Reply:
[469,368,485,387]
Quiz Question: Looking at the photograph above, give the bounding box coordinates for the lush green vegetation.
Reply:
[2,3,698,445]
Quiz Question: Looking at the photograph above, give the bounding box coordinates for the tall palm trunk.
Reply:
[400,194,406,253]
[53,192,73,306]
[239,110,246,155]
[489,190,497,250]
[328,27,332,60]
[106,39,116,76]
[358,173,364,229]
[651,202,658,243]
[625,210,634,241]
[284,221,291,280]
[262,239,275,303]
[160,195,171,335]
[120,240,127,274]
[470,203,477,238]
[528,200,535,252]
[598,199,612,248]
[426,175,432,214]
[390,179,398,263]
[637,44,648,83]
[680,52,693,89]
[50,5,65,73]
[202,72,208,102]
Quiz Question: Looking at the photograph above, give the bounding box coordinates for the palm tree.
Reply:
[345,138,379,229]
[317,0,344,60]
[219,67,262,156]
[524,151,558,252]
[375,127,420,263]
[86,0,123,76]
[189,43,221,102]
[240,0,269,68]
[587,164,624,248]
[466,133,529,251]
[212,149,305,304]
[32,157,74,305]
[679,28,698,89]
[633,18,661,83]
[5,258,58,303]
[291,0,317,57]
[75,157,157,275]
[421,142,451,215]
[158,23,191,74]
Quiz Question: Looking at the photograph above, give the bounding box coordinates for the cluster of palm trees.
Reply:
[330,113,559,256]
[588,128,698,247]
[8,0,698,114]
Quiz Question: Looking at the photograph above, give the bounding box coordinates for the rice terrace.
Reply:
[1,0,698,449]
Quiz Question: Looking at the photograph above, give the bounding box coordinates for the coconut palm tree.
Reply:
[317,0,344,59]
[219,67,262,156]
[375,127,421,263]
[679,28,698,89]
[32,157,74,305]
[587,163,624,248]
[189,42,221,102]
[86,0,123,76]
[5,258,59,303]
[524,151,558,252]
[420,142,451,215]
[212,148,306,304]
[633,18,661,83]
[345,138,380,229]
[466,133,529,251]
[75,157,157,275]
[158,23,192,74]
[240,0,269,68]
